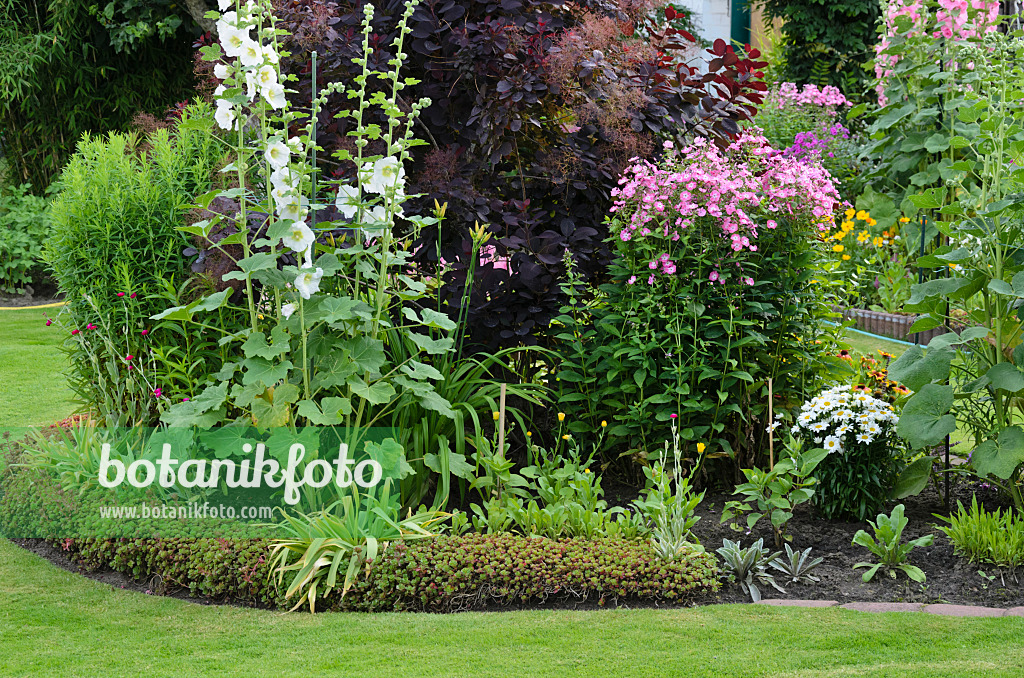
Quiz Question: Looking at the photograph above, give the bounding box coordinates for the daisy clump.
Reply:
[792,385,906,520]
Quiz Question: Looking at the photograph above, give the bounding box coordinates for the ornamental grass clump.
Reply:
[792,385,904,520]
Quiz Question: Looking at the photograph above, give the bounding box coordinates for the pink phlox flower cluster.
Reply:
[610,132,841,285]
[766,83,851,113]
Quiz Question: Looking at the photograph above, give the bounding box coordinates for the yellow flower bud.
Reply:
[697,442,706,454]
[526,431,532,437]
[557,412,565,422]
[561,434,571,440]
[492,411,500,421]
[601,420,608,428]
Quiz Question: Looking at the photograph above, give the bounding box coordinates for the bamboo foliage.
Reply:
[0,0,196,191]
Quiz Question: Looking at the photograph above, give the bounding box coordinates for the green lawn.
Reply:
[840,329,911,361]
[1,539,1023,677]
[0,307,76,429]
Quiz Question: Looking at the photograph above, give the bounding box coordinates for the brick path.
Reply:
[755,600,1024,617]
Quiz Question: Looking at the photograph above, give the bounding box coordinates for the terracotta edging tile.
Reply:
[841,602,924,613]
[755,599,838,608]
[922,604,1006,617]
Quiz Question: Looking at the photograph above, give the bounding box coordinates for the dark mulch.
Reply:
[0,281,63,308]
[693,479,1024,607]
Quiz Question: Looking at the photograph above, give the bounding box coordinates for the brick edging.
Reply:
[755,599,1024,617]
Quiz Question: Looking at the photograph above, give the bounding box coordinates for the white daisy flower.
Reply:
[823,436,842,453]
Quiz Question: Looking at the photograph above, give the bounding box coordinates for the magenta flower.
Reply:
[86,323,97,330]
[709,271,719,282]
[182,397,190,402]
[45,319,52,326]
[130,293,137,299]
[153,388,162,398]
[125,355,133,361]
[117,292,125,297]
[71,329,80,335]
[670,414,678,419]
[140,329,149,336]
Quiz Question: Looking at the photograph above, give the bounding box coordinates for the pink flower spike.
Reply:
[153,388,162,398]
[117,292,125,297]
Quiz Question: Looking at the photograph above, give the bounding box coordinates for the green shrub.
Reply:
[937,496,1024,570]
[44,103,231,423]
[0,182,50,293]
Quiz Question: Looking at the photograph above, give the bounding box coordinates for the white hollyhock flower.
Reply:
[278,195,309,223]
[335,184,360,219]
[214,63,231,80]
[263,82,286,109]
[283,221,315,253]
[361,205,388,243]
[270,167,301,195]
[239,39,263,68]
[294,268,324,300]
[265,139,290,169]
[361,157,404,194]
[287,136,304,154]
[214,102,236,130]
[244,70,258,100]
[281,303,296,319]
[214,84,226,98]
[218,0,233,9]
[256,65,277,91]
[263,46,280,65]
[219,25,250,58]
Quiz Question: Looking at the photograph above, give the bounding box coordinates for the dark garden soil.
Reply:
[0,281,63,308]
[691,479,1024,608]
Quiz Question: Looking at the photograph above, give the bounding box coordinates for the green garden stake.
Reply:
[311,50,318,232]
